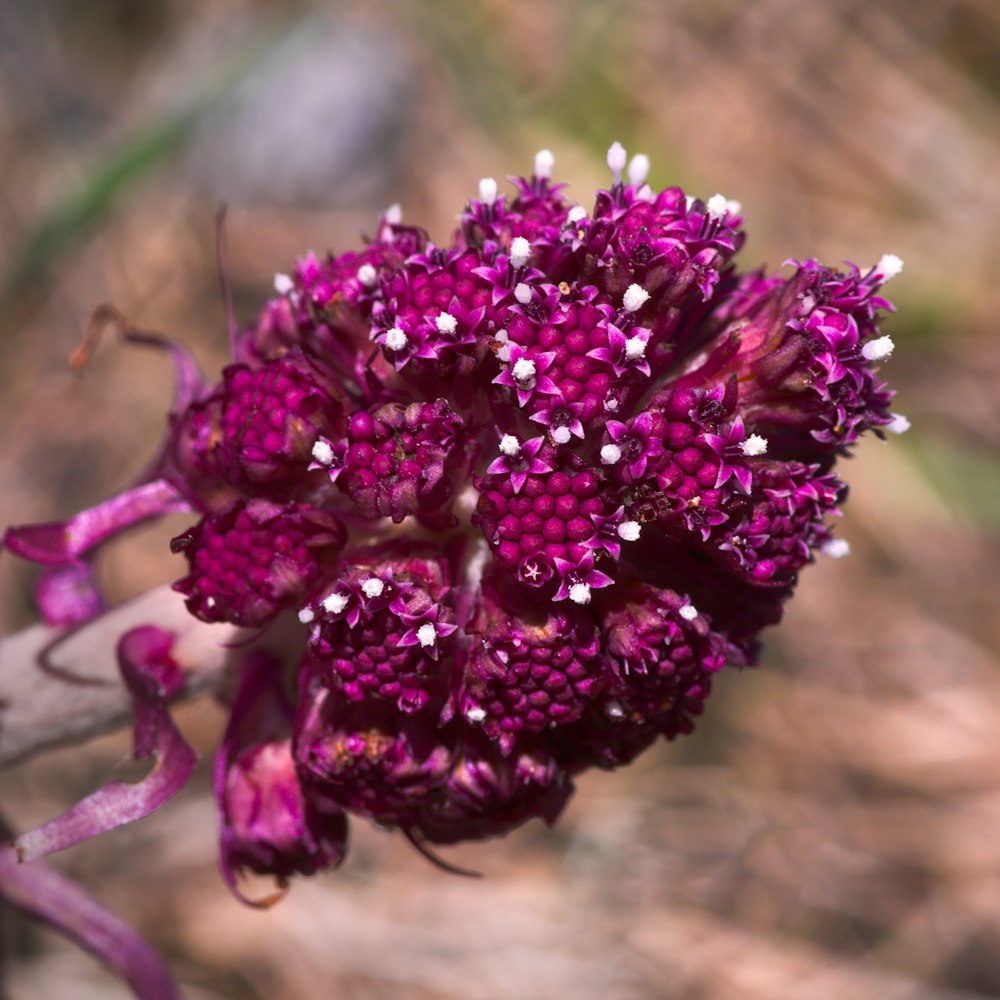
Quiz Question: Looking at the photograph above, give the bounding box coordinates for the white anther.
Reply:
[466,706,487,723]
[514,282,533,305]
[311,439,335,466]
[323,592,349,615]
[510,237,532,269]
[552,426,572,445]
[822,538,851,559]
[624,335,647,360]
[567,206,588,224]
[886,413,911,434]
[627,153,650,187]
[569,582,592,605]
[499,434,521,457]
[861,335,894,362]
[605,699,625,719]
[600,443,622,465]
[875,253,904,281]
[685,195,696,210]
[356,264,377,288]
[679,603,698,621]
[512,357,537,382]
[297,607,315,624]
[725,199,742,215]
[635,184,655,203]
[534,148,555,180]
[384,203,402,225]
[706,194,728,220]
[205,596,216,609]
[497,343,512,363]
[384,327,408,352]
[478,177,498,206]
[617,521,641,542]
[607,141,627,184]
[604,398,619,412]
[273,272,294,295]
[362,578,385,599]
[623,284,650,313]
[417,622,437,647]
[435,312,457,335]
[740,434,768,457]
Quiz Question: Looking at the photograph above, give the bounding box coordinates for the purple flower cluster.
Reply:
[6,144,905,901]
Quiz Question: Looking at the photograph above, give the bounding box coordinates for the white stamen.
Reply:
[740,434,768,457]
[323,592,349,615]
[384,203,402,225]
[297,607,315,624]
[362,578,385,599]
[627,153,650,187]
[497,343,511,363]
[607,141,627,184]
[514,282,532,305]
[552,426,571,445]
[356,264,377,288]
[273,272,294,295]
[706,194,728,220]
[311,439,334,466]
[205,596,216,609]
[617,521,641,542]
[601,443,622,465]
[512,357,536,383]
[822,538,851,559]
[510,236,532,269]
[605,699,625,720]
[416,622,437,648]
[685,195,695,210]
[635,184,655,203]
[861,335,894,362]
[436,312,457,335]
[725,199,742,215]
[384,327,408,352]
[534,148,555,180]
[623,284,650,313]
[567,206,588,224]
[605,398,619,412]
[478,177,498,206]
[466,706,487,723]
[495,329,509,343]
[569,582,592,605]
[886,413,911,434]
[499,434,520,457]
[679,603,698,621]
[624,335,647,360]
[875,253,904,281]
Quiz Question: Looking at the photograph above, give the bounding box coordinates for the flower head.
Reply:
[4,144,904,921]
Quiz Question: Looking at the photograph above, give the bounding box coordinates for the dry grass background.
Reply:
[1,1,999,997]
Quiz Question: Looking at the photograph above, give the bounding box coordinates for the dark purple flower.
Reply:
[3,142,906,986]
[170,499,346,627]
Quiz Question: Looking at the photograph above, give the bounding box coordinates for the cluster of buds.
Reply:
[5,144,905,907]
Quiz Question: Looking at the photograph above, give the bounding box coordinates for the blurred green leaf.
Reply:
[0,15,296,315]
[906,436,1000,533]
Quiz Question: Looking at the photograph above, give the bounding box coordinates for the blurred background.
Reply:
[1,1,999,997]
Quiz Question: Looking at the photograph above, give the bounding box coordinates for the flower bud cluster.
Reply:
[6,144,904,896]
